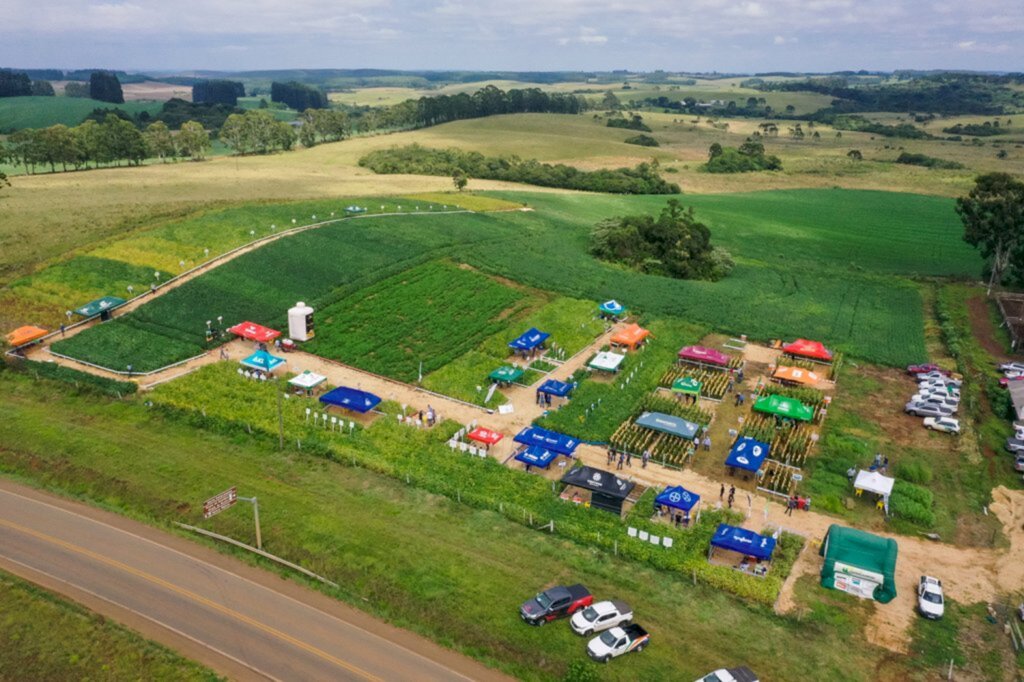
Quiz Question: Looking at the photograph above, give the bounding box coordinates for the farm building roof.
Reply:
[819,524,898,603]
[655,485,700,512]
[711,524,776,560]
[773,365,821,386]
[753,394,814,422]
[508,327,549,351]
[783,338,833,362]
[635,411,700,440]
[678,345,730,367]
[724,436,770,472]
[73,295,126,318]
[610,324,650,349]
[228,321,281,343]
[319,386,382,413]
[6,326,48,347]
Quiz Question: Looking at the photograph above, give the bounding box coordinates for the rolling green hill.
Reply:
[0,96,162,131]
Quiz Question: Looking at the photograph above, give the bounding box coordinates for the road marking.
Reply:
[0,554,279,682]
[0,517,382,682]
[0,486,475,681]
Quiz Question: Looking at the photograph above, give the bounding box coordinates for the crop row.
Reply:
[757,460,797,496]
[657,365,731,400]
[610,423,694,466]
[739,413,816,468]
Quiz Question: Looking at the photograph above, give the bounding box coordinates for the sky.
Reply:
[3,0,1022,73]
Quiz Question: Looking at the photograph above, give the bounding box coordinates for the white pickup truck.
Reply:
[917,575,945,620]
[586,624,649,663]
[695,667,759,682]
[570,600,633,636]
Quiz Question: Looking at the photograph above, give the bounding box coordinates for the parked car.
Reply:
[916,385,961,400]
[1000,375,1024,387]
[909,394,959,411]
[905,402,955,418]
[586,624,649,662]
[1006,438,1024,454]
[907,363,944,375]
[923,417,961,434]
[520,584,592,626]
[695,667,759,682]
[999,362,1024,373]
[1014,454,1024,473]
[570,601,633,636]
[917,371,962,387]
[917,576,945,619]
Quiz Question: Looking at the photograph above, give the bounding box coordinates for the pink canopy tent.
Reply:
[678,345,730,367]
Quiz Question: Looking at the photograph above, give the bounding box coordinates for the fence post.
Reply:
[614,540,617,556]
[457,490,461,503]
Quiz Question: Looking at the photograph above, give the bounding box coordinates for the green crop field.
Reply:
[0,569,220,681]
[0,96,163,131]
[51,188,973,371]
[307,261,530,381]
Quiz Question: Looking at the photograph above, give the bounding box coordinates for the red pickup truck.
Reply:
[520,584,593,626]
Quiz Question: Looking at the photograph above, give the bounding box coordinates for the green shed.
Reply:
[819,524,898,603]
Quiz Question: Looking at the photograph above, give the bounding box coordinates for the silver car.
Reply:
[905,401,955,418]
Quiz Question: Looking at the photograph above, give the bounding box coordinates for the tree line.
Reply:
[193,80,245,106]
[0,68,124,103]
[359,144,679,194]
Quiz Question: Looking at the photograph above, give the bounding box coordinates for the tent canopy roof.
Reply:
[854,470,895,496]
[560,466,635,500]
[509,327,549,351]
[820,524,899,603]
[514,426,579,455]
[599,299,626,315]
[711,523,776,560]
[773,365,820,386]
[724,436,770,472]
[73,295,126,318]
[753,394,814,421]
[240,350,285,372]
[635,411,700,440]
[537,379,573,397]
[589,351,626,372]
[287,371,326,388]
[467,427,503,445]
[671,377,701,395]
[610,324,650,347]
[229,321,281,343]
[783,338,833,362]
[489,365,524,382]
[6,326,48,346]
[656,485,700,511]
[319,386,381,413]
[678,345,730,366]
[515,446,559,468]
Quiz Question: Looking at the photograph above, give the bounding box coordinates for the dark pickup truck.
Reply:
[520,584,593,625]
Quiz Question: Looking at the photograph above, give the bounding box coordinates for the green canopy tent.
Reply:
[489,366,524,384]
[753,394,814,422]
[671,377,702,398]
[819,524,898,603]
[72,295,127,322]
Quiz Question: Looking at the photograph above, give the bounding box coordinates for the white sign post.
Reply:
[203,486,262,550]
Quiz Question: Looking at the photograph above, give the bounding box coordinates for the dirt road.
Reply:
[0,480,510,682]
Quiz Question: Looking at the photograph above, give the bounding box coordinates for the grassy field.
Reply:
[47,188,973,370]
[0,369,948,681]
[0,96,162,131]
[0,568,219,681]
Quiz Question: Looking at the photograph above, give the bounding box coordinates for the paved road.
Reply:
[0,481,509,681]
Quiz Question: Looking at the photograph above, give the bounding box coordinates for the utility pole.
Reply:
[277,390,284,450]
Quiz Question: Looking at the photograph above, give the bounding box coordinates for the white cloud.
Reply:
[957,40,976,49]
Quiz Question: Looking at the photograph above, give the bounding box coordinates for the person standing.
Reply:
[641,449,650,469]
[719,483,725,501]
[625,451,632,467]
[727,486,735,509]
[617,452,625,471]
[607,448,615,466]
[59,323,66,337]
[703,435,712,451]
[785,496,795,516]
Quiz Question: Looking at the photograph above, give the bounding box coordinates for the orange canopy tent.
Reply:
[6,326,48,347]
[610,323,651,351]
[773,365,821,386]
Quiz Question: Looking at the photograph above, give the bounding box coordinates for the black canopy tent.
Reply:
[560,465,635,515]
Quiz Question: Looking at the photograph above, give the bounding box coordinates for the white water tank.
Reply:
[288,301,315,341]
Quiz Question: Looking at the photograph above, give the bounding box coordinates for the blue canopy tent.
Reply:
[709,524,777,573]
[319,386,382,414]
[240,349,286,373]
[655,485,702,525]
[537,379,573,397]
[598,300,626,318]
[514,426,579,456]
[508,327,549,355]
[725,437,770,473]
[634,412,700,440]
[514,445,560,469]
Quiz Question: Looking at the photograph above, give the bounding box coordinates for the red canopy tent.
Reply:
[467,427,504,445]
[782,338,833,362]
[228,321,282,343]
[678,345,730,367]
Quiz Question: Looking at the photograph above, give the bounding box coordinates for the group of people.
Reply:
[606,447,653,471]
[719,483,736,508]
[535,391,554,407]
[784,494,811,515]
[656,506,691,527]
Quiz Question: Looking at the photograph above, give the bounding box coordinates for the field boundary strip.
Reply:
[7,208,475,370]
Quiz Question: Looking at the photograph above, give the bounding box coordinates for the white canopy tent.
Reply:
[589,351,626,373]
[288,370,327,393]
[854,470,894,498]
